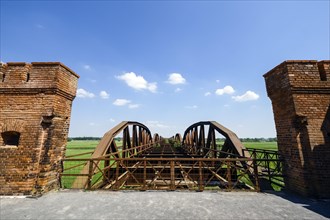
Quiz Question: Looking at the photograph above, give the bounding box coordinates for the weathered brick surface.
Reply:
[264,60,330,198]
[0,62,79,195]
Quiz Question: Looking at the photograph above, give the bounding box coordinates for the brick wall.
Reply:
[0,62,79,195]
[264,60,330,198]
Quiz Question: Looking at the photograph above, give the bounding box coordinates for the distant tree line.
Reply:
[69,137,277,142]
[68,137,101,141]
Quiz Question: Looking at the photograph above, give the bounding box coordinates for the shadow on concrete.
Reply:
[266,190,330,218]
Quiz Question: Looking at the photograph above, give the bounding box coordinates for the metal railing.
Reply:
[60,146,284,191]
[243,148,284,189]
[60,157,265,191]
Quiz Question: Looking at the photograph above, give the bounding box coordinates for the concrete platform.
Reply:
[1,190,329,219]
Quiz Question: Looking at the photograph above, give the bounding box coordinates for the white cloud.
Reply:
[147,82,157,93]
[116,72,157,93]
[128,104,140,109]
[83,65,91,70]
[167,73,186,85]
[216,80,220,83]
[109,118,115,123]
[35,24,44,29]
[145,121,169,128]
[113,99,131,106]
[232,91,260,102]
[175,88,182,93]
[215,85,235,95]
[76,88,95,98]
[89,122,96,126]
[99,91,110,99]
[224,104,230,108]
[204,92,211,96]
[185,105,198,109]
[89,79,97,83]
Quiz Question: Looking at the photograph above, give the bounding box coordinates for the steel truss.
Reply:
[62,121,283,191]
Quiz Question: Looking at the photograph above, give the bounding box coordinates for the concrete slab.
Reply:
[1,190,329,219]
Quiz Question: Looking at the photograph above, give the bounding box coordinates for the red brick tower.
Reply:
[264,60,330,198]
[0,62,79,195]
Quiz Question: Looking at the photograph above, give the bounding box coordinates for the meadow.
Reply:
[242,142,277,150]
[65,140,99,157]
[66,140,278,154]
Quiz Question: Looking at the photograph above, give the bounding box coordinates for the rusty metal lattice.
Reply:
[61,121,283,191]
[62,157,261,191]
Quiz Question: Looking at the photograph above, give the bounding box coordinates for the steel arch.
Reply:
[153,133,160,143]
[72,121,153,188]
[182,121,250,158]
[174,133,182,143]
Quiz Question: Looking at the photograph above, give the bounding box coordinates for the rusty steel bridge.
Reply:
[61,121,283,191]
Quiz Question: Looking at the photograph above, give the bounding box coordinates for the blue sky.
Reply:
[1,1,329,138]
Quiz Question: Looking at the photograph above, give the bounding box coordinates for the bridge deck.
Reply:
[139,144,194,158]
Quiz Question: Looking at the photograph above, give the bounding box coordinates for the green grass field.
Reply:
[66,140,278,152]
[242,142,277,150]
[65,140,98,157]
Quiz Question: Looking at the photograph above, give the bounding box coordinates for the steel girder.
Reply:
[153,133,160,143]
[182,121,250,158]
[72,121,152,188]
[174,133,182,143]
[91,121,152,159]
[71,121,254,189]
